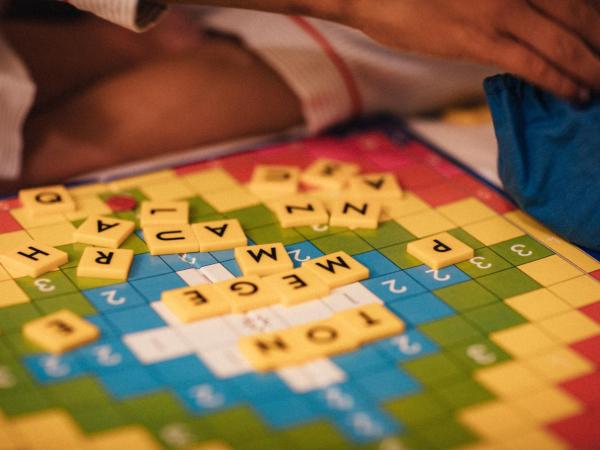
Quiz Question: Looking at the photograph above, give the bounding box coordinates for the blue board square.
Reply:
[230,372,291,402]
[332,408,402,444]
[76,338,139,373]
[253,396,321,429]
[160,252,216,272]
[129,253,173,280]
[222,259,242,277]
[130,272,187,301]
[175,380,241,414]
[23,353,85,384]
[149,355,213,386]
[105,305,165,333]
[285,241,324,267]
[332,344,390,376]
[98,366,161,399]
[353,251,398,277]
[209,249,235,262]
[376,329,438,363]
[362,271,426,303]
[354,367,420,402]
[405,265,469,290]
[305,383,375,415]
[387,293,454,325]
[85,314,118,337]
[84,283,146,313]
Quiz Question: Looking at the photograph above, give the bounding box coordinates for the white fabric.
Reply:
[67,0,165,31]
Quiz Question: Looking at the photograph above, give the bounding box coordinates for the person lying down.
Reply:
[0,0,598,249]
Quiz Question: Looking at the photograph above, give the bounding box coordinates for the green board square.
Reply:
[448,228,485,250]
[280,421,349,450]
[456,248,513,279]
[200,406,270,446]
[402,353,465,386]
[447,337,512,371]
[120,232,148,254]
[4,332,43,355]
[188,196,218,219]
[0,360,35,392]
[295,224,346,240]
[379,242,422,270]
[62,267,121,290]
[434,281,498,312]
[434,378,495,409]
[415,418,477,450]
[490,235,553,265]
[419,316,482,347]
[46,377,110,407]
[477,267,540,299]
[0,388,50,416]
[15,271,78,300]
[312,231,372,255]
[0,303,40,333]
[384,392,450,427]
[36,292,96,316]
[70,403,130,433]
[115,211,140,228]
[57,243,88,269]
[225,205,276,230]
[463,301,526,333]
[354,220,415,248]
[119,391,189,426]
[233,436,293,450]
[246,223,304,246]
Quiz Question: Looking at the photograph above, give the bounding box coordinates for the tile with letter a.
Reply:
[0,241,68,277]
[161,283,230,323]
[336,304,405,344]
[287,316,359,361]
[140,201,189,227]
[301,158,360,190]
[19,184,76,217]
[143,225,199,255]
[74,215,135,248]
[214,275,279,313]
[248,164,300,198]
[23,309,99,354]
[192,218,247,252]
[264,267,330,306]
[234,243,293,277]
[329,198,382,230]
[77,247,134,280]
[303,251,369,288]
[268,195,329,228]
[347,172,403,200]
[239,331,300,371]
[407,232,474,269]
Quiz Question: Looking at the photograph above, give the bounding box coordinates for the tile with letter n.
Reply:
[15,271,78,300]
[446,337,511,372]
[434,280,499,312]
[379,242,422,270]
[36,292,96,316]
[354,220,415,248]
[477,267,540,298]
[419,315,482,348]
[0,303,41,333]
[447,228,486,250]
[433,378,495,409]
[490,235,554,265]
[402,352,465,387]
[456,247,513,278]
[384,392,450,427]
[246,223,304,246]
[224,204,276,230]
[312,231,372,255]
[414,417,477,450]
[463,302,527,333]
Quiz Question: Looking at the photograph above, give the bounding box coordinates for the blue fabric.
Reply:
[484,75,600,251]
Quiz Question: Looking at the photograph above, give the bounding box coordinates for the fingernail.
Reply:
[577,88,591,104]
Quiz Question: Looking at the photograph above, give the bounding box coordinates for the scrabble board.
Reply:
[1,120,600,450]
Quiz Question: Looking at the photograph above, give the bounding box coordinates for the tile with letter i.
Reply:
[192,218,247,251]
[19,185,76,217]
[77,247,134,280]
[234,243,293,276]
[329,198,382,230]
[161,283,230,322]
[264,267,329,306]
[0,241,68,277]
[301,158,360,190]
[214,275,279,313]
[347,172,403,199]
[406,232,474,269]
[73,215,135,248]
[143,225,199,255]
[139,200,189,227]
[248,164,300,199]
[303,251,369,288]
[267,195,329,228]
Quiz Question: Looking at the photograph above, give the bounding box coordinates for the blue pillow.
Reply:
[484,74,600,251]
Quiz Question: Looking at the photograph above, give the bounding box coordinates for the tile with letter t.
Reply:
[405,264,469,290]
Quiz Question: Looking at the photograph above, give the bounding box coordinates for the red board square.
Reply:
[591,270,600,281]
[561,372,600,408]
[412,182,471,207]
[548,409,600,448]
[0,210,22,233]
[571,335,600,366]
[393,163,446,189]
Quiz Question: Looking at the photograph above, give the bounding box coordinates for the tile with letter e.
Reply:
[478,267,540,298]
[329,198,382,230]
[19,185,75,217]
[140,200,188,227]
[234,243,293,277]
[405,264,469,290]
[285,241,324,268]
[407,232,474,269]
[192,218,247,252]
[301,158,360,190]
[388,293,454,326]
[130,272,187,301]
[77,247,134,280]
[143,225,199,255]
[353,250,398,277]
[456,247,512,278]
[489,235,553,265]
[268,195,329,228]
[1,241,68,278]
[354,367,420,402]
[375,329,439,363]
[104,304,165,334]
[83,283,146,312]
[303,251,369,288]
[162,283,230,322]
[336,304,405,343]
[264,267,329,306]
[73,215,135,248]
[215,275,279,313]
[362,271,426,302]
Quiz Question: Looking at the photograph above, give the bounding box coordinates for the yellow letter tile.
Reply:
[234,243,293,277]
[162,284,229,323]
[511,387,582,423]
[77,247,134,280]
[143,225,199,255]
[303,251,369,288]
[0,263,10,281]
[548,275,600,308]
[140,179,195,201]
[182,167,240,194]
[436,198,497,226]
[406,232,474,269]
[0,230,34,253]
[329,198,382,230]
[489,323,557,358]
[288,316,359,360]
[264,267,330,306]
[248,165,300,198]
[23,309,100,354]
[518,255,583,286]
[19,185,76,217]
[537,310,600,343]
[462,216,524,246]
[0,279,29,308]
[201,186,260,213]
[214,276,279,313]
[504,289,571,322]
[74,215,135,248]
[394,210,455,238]
[192,218,247,251]
[0,241,68,277]
[474,361,547,398]
[267,195,329,228]
[140,201,189,228]
[239,332,300,371]
[336,304,405,343]
[347,172,403,200]
[27,221,76,247]
[301,158,360,190]
[65,195,112,221]
[525,346,594,383]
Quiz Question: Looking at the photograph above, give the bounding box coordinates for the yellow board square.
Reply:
[264,267,330,306]
[162,284,230,323]
[0,263,10,281]
[511,387,582,423]
[108,170,175,191]
[201,186,260,213]
[0,230,33,253]
[239,331,301,372]
[336,304,405,343]
[549,275,600,308]
[74,215,135,248]
[143,225,199,256]
[27,221,76,247]
[23,309,100,354]
[505,288,571,322]
[301,158,360,190]
[268,195,329,228]
[474,360,547,398]
[287,316,360,361]
[394,210,454,238]
[192,218,247,251]
[0,241,68,277]
[19,185,76,217]
[329,198,382,230]
[462,216,524,246]
[436,198,497,226]
[77,247,134,280]
[518,255,583,286]
[13,409,86,449]
[501,430,568,450]
[347,172,403,200]
[89,425,162,450]
[9,207,66,229]
[525,346,594,383]
[383,192,430,219]
[489,323,557,358]
[140,179,194,201]
[182,167,240,194]
[537,310,600,343]
[65,195,112,221]
[214,275,279,313]
[303,251,369,288]
[0,279,29,307]
[248,165,300,197]
[458,401,534,440]
[406,232,474,269]
[234,243,293,277]
[140,201,189,228]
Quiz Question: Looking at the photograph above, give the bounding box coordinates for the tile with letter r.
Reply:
[456,247,513,278]
[15,271,78,300]
[354,367,421,401]
[477,268,540,299]
[285,241,324,268]
[353,250,399,277]
[105,304,165,334]
[129,272,187,301]
[375,329,438,363]
[405,264,470,290]
[362,271,427,302]
[254,396,320,429]
[98,366,161,400]
[388,293,455,326]
[75,338,139,373]
[159,251,217,272]
[176,379,242,415]
[332,408,401,444]
[84,282,146,312]
[23,353,85,384]
[490,235,553,265]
